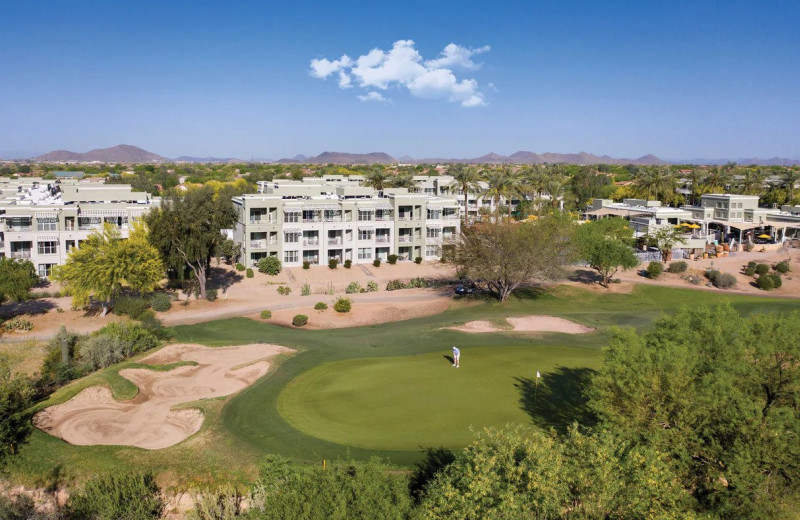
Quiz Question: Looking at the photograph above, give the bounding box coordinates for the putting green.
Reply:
[277,344,601,450]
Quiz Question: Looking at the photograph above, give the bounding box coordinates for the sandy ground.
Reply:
[34,343,290,450]
[448,316,596,334]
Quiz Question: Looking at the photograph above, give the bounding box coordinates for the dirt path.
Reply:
[34,343,291,449]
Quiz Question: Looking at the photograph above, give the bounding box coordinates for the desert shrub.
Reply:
[705,269,720,283]
[373,259,381,268]
[246,268,254,278]
[333,297,352,313]
[97,321,159,356]
[187,487,243,520]
[755,263,770,275]
[325,282,335,295]
[292,314,308,327]
[757,274,775,290]
[314,302,328,311]
[387,254,398,265]
[150,293,172,312]
[28,290,52,299]
[137,310,169,340]
[0,494,55,520]
[386,279,405,291]
[366,281,378,292]
[344,259,352,269]
[713,273,737,289]
[258,256,282,276]
[328,258,338,269]
[345,281,363,294]
[2,317,33,332]
[769,273,783,288]
[408,277,428,288]
[744,267,756,276]
[235,263,245,272]
[260,310,272,319]
[206,289,218,301]
[67,472,164,520]
[80,334,126,370]
[747,260,758,269]
[301,282,311,296]
[646,261,664,279]
[415,256,423,264]
[113,296,151,319]
[775,261,791,274]
[668,261,688,273]
[277,286,292,296]
[303,261,310,270]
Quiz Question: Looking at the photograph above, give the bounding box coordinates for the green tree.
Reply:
[145,186,236,300]
[0,257,38,307]
[447,164,482,226]
[647,226,687,262]
[575,218,638,287]
[452,214,577,301]
[364,168,390,191]
[782,168,800,202]
[52,223,164,316]
[0,354,34,464]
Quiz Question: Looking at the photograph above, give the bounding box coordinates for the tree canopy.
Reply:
[0,355,34,465]
[575,218,639,287]
[0,257,38,307]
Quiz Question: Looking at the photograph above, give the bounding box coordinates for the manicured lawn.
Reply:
[7,284,799,486]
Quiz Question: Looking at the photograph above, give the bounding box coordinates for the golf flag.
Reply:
[536,371,541,378]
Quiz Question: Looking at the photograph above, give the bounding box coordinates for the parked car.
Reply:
[455,284,475,295]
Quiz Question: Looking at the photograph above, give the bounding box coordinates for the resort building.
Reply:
[232,180,460,267]
[0,178,160,277]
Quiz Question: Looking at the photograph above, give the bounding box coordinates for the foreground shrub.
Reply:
[292,314,308,327]
[645,261,664,279]
[415,256,423,264]
[113,296,151,319]
[303,261,310,269]
[744,266,756,276]
[345,281,363,294]
[97,321,159,356]
[344,259,352,269]
[333,297,352,313]
[757,274,775,290]
[67,472,164,520]
[246,268,254,278]
[408,277,428,288]
[713,273,737,289]
[768,273,783,288]
[277,286,291,296]
[80,334,126,369]
[373,259,381,268]
[260,310,272,319]
[206,289,218,301]
[775,261,791,274]
[301,282,311,296]
[366,281,378,292]
[258,256,282,276]
[235,263,245,271]
[387,254,398,265]
[150,293,172,312]
[705,269,720,283]
[747,260,758,269]
[314,302,327,311]
[668,261,688,273]
[755,263,770,275]
[328,259,338,269]
[386,280,405,291]
[2,317,33,332]
[188,487,243,520]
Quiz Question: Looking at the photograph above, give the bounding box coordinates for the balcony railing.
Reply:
[303,240,319,246]
[303,257,319,264]
[7,226,32,232]
[11,251,31,259]
[328,238,342,245]
[324,217,343,222]
[375,215,393,221]
[398,215,413,221]
[250,240,266,249]
[375,236,390,243]
[79,224,102,231]
[303,217,322,223]
[398,236,412,243]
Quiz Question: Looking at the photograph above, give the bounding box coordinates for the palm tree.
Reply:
[391,173,416,189]
[782,168,800,202]
[448,164,482,226]
[684,168,708,206]
[482,168,523,220]
[705,166,733,194]
[739,168,767,196]
[364,169,390,192]
[543,175,567,210]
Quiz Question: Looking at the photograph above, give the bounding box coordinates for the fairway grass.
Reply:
[278,345,601,450]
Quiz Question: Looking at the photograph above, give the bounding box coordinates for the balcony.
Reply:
[375,236,390,243]
[398,215,413,221]
[375,215,393,221]
[303,217,322,223]
[327,238,342,246]
[250,240,266,249]
[324,217,343,222]
[7,225,32,232]
[303,257,319,264]
[303,240,319,246]
[398,236,412,243]
[11,251,31,259]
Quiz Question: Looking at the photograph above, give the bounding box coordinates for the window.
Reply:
[427,210,442,220]
[249,209,266,224]
[284,250,299,263]
[37,217,58,231]
[426,227,440,238]
[324,210,341,221]
[37,264,56,278]
[426,245,441,257]
[284,211,299,223]
[66,240,76,252]
[358,229,373,240]
[357,248,372,260]
[358,210,374,221]
[302,210,319,222]
[8,217,31,231]
[284,232,299,243]
[37,241,58,255]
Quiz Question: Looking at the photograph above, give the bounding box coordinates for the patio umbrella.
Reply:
[758,234,772,239]
[688,224,701,229]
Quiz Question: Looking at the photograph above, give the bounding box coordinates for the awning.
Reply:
[708,220,763,231]
[283,208,302,213]
[584,207,650,217]
[375,202,393,210]
[358,225,375,230]
[37,235,59,242]
[426,205,443,211]
[426,223,443,229]
[79,209,127,217]
[283,228,301,234]
[305,204,341,211]
[34,210,59,219]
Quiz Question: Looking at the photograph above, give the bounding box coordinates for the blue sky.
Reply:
[1,0,798,160]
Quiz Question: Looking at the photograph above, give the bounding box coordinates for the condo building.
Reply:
[0,178,160,277]
[232,179,460,267]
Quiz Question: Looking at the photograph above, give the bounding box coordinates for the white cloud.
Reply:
[309,40,489,107]
[357,91,388,103]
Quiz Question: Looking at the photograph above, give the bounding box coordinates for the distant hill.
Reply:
[279,151,397,165]
[35,144,165,163]
[677,157,800,166]
[175,156,242,163]
[406,151,670,165]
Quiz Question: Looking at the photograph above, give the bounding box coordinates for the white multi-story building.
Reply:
[0,178,160,277]
[233,180,460,267]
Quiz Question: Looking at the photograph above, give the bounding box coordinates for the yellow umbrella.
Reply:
[680,222,691,226]
[758,234,772,239]
[674,224,683,228]
[688,224,701,229]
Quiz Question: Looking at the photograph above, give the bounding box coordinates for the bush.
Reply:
[314,302,328,311]
[758,274,775,290]
[328,258,339,269]
[747,260,758,269]
[387,254,398,265]
[755,263,770,275]
[80,334,126,369]
[344,259,352,269]
[769,273,783,288]
[97,321,159,356]
[292,314,308,327]
[713,273,737,289]
[2,317,33,332]
[187,487,243,520]
[775,261,791,274]
[150,293,172,312]
[235,263,245,272]
[373,259,381,268]
[277,285,292,296]
[206,289,218,301]
[386,279,405,291]
[303,261,310,269]
[301,282,311,296]
[67,472,164,520]
[246,268,254,278]
[645,261,664,279]
[415,256,423,264]
[260,310,272,319]
[366,281,378,292]
[345,281,363,294]
[113,296,151,319]
[258,256,282,276]
[744,267,756,276]
[668,261,688,273]
[333,297,352,313]
[705,269,720,283]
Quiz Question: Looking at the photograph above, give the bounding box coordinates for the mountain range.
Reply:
[14,144,800,166]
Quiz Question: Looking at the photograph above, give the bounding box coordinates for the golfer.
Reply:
[452,346,460,368]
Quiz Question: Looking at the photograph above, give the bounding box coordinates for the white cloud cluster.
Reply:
[309,40,490,107]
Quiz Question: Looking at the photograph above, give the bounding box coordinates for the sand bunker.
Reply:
[448,315,595,334]
[34,343,290,450]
